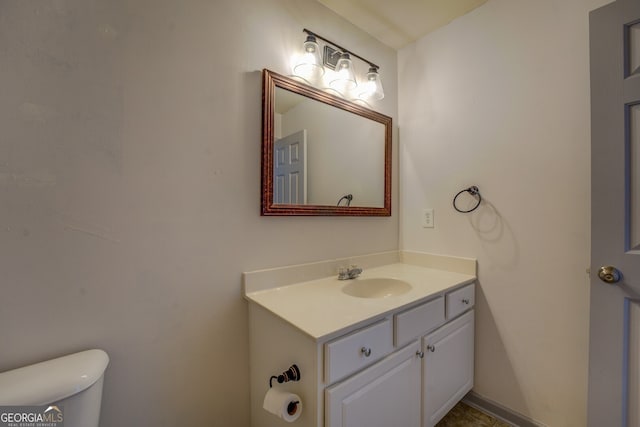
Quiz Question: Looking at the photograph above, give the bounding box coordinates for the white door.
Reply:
[273,130,307,204]
[589,1,640,425]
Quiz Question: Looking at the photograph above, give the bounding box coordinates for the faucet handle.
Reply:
[338,265,363,280]
[348,265,363,279]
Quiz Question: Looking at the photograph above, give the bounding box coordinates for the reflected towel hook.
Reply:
[453,186,482,213]
[337,194,353,207]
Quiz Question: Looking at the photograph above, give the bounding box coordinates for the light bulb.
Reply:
[329,52,357,92]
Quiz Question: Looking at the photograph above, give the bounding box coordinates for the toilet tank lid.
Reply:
[0,349,109,406]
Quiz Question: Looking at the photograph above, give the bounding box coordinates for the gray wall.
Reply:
[0,1,398,425]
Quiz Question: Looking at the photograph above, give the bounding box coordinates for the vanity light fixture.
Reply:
[293,29,385,100]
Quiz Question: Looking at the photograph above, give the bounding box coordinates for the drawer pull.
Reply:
[462,298,470,305]
[361,347,372,357]
[416,350,424,359]
[427,344,436,353]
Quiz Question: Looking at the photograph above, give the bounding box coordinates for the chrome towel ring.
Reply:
[453,186,482,213]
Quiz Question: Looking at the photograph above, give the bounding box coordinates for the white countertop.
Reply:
[245,262,476,340]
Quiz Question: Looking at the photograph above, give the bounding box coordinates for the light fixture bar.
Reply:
[303,28,379,70]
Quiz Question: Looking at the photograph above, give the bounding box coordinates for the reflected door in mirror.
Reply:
[274,129,307,204]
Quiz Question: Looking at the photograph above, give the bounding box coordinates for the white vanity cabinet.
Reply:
[247,281,476,427]
[245,255,478,427]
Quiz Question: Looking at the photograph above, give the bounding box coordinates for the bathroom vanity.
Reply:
[244,251,476,427]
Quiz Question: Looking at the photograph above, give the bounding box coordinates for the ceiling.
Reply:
[317,0,489,50]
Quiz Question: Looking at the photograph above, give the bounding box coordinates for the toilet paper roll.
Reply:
[263,388,302,422]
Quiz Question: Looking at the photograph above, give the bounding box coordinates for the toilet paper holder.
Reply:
[269,364,301,388]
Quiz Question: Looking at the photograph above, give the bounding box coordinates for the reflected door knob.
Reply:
[598,266,622,284]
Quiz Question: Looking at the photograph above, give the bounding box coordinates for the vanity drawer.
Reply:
[446,283,475,320]
[324,318,393,384]
[394,297,445,347]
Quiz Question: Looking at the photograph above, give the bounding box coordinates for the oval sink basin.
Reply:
[342,278,412,299]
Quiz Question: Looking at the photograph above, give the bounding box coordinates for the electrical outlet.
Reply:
[422,208,434,228]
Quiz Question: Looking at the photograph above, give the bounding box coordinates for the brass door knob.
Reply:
[598,266,622,284]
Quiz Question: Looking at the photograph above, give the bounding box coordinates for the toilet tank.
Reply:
[0,349,109,427]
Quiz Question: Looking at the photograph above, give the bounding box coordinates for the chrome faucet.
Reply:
[338,265,363,280]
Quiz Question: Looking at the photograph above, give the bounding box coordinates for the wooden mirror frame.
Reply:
[261,69,392,216]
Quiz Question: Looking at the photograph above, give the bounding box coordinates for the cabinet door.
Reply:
[325,342,422,427]
[423,310,474,427]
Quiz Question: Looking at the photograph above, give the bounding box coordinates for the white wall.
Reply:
[398,0,609,425]
[0,1,397,426]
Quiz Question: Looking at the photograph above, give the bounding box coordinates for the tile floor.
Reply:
[436,402,512,427]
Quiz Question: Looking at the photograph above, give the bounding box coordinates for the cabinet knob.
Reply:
[361,347,372,357]
[427,344,435,353]
[416,350,424,359]
[462,298,470,305]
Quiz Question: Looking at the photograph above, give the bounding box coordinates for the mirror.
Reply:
[262,69,392,216]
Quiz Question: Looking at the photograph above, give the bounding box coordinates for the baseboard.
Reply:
[463,392,547,427]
